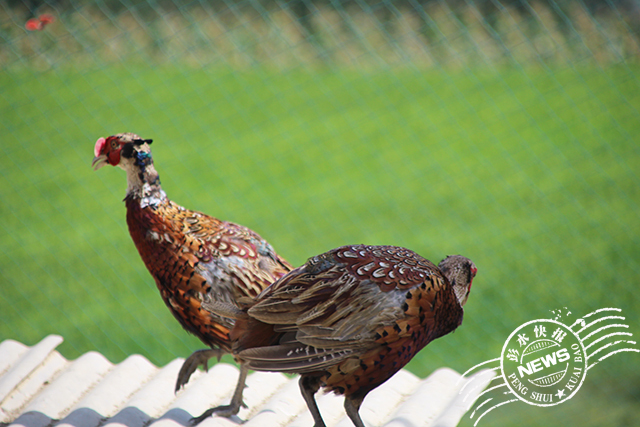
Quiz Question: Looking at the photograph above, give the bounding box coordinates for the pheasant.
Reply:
[193,244,476,426]
[92,133,292,415]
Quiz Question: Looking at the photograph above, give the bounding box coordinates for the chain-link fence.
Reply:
[2,1,639,426]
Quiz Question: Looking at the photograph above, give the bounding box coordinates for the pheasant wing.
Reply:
[239,245,447,371]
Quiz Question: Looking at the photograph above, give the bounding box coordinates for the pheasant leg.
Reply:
[299,376,326,427]
[175,348,224,392]
[191,364,249,425]
[344,395,366,427]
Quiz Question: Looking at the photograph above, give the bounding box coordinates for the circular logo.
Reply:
[500,319,587,407]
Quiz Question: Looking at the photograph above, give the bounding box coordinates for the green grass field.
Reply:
[1,64,639,426]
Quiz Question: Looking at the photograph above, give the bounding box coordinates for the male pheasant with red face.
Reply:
[193,244,476,426]
[92,133,292,415]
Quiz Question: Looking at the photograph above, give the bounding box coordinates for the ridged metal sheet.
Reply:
[0,336,494,427]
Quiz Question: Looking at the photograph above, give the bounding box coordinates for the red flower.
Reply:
[25,18,42,31]
[39,14,55,26]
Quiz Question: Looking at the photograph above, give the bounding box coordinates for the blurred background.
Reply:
[1,0,639,425]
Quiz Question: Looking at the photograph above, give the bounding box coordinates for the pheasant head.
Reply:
[438,255,477,307]
[92,133,153,170]
[93,133,165,205]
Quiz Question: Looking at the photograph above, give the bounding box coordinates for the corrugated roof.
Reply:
[0,335,494,427]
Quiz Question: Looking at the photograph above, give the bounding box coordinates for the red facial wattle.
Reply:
[94,136,122,166]
[94,137,107,157]
[469,266,477,290]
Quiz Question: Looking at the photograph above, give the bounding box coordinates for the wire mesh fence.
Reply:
[1,1,639,426]
[4,1,640,68]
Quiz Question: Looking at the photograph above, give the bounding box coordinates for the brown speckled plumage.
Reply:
[124,197,289,350]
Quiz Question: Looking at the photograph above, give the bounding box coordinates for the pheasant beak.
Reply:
[92,154,108,171]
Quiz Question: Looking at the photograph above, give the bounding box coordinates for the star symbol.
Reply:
[556,389,566,399]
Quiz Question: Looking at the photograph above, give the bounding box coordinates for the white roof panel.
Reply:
[0,336,494,427]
